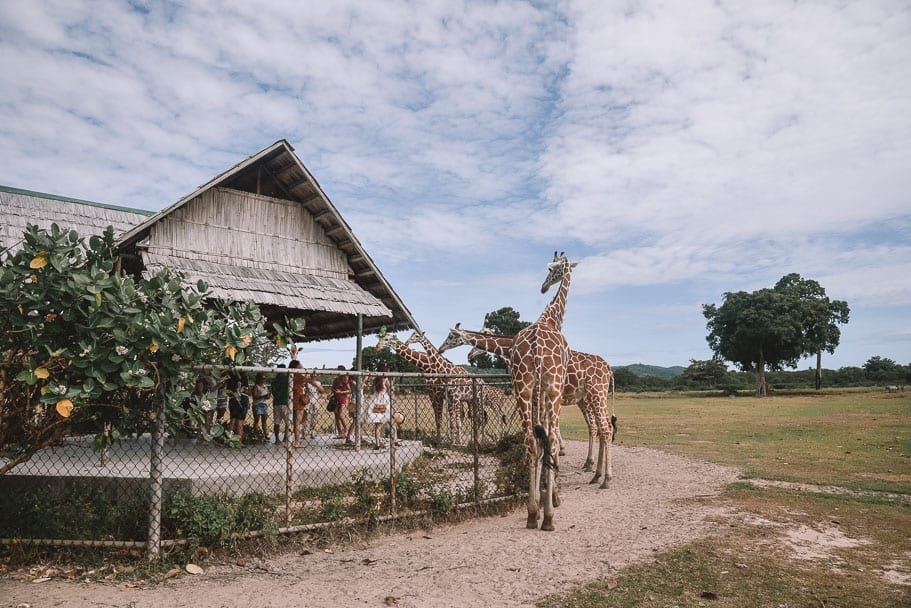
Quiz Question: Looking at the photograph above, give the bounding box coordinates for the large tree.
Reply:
[703,274,849,396]
[0,223,303,473]
[773,273,850,389]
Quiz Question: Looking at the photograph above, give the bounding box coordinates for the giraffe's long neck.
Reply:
[538,265,572,331]
[394,342,436,373]
[411,334,460,374]
[461,330,514,359]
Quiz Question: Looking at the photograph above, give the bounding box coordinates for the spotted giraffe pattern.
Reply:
[403,331,510,443]
[376,331,450,441]
[442,325,615,487]
[510,253,574,531]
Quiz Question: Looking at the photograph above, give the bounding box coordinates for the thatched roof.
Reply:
[0,185,153,251]
[117,140,419,341]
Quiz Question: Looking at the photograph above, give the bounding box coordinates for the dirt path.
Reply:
[1,443,740,608]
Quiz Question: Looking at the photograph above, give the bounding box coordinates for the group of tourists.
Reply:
[186,346,395,451]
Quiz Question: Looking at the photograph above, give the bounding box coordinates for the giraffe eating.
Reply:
[441,324,615,488]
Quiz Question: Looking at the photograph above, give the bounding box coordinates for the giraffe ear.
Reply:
[571,261,578,268]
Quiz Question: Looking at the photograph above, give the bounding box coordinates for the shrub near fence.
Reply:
[0,368,522,557]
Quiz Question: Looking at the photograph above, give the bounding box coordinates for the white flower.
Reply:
[27,310,39,317]
[55,385,67,395]
[200,321,211,334]
[24,276,33,284]
[134,368,147,376]
[137,292,149,303]
[171,354,181,362]
[115,345,129,356]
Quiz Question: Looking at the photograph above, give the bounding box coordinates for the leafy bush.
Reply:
[163,490,276,546]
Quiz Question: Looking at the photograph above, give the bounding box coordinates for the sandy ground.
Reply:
[1,442,740,608]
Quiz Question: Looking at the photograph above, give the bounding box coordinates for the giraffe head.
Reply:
[376,329,398,351]
[437,323,468,354]
[541,251,578,294]
[403,330,424,348]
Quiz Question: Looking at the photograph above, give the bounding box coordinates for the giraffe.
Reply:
[510,252,574,530]
[376,330,452,442]
[403,331,510,443]
[442,324,615,487]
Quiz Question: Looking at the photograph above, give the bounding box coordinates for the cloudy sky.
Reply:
[1,1,909,371]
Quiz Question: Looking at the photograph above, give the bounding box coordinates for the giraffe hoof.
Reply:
[599,480,610,490]
[589,474,601,484]
[526,515,539,529]
[540,518,555,532]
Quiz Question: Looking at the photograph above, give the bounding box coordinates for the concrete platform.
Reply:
[1,433,427,497]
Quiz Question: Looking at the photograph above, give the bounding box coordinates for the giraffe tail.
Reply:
[534,424,557,472]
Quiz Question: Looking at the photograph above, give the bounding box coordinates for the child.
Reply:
[250,373,271,441]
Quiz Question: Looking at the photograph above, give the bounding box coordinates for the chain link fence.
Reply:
[0,368,523,557]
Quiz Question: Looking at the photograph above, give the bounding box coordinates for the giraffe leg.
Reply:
[591,431,605,485]
[540,428,558,531]
[581,404,595,471]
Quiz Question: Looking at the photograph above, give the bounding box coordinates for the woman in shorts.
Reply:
[250,373,271,442]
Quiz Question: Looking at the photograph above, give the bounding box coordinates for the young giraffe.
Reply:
[511,252,574,531]
[376,331,452,442]
[443,324,615,488]
[403,331,511,443]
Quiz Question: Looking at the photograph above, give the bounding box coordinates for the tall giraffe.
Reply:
[511,252,574,531]
[441,324,615,488]
[403,331,510,443]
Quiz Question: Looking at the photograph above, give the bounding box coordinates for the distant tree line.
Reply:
[612,356,910,393]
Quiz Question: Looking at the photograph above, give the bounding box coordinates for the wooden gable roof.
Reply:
[117,140,418,341]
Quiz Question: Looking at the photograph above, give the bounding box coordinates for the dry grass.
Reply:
[544,389,911,607]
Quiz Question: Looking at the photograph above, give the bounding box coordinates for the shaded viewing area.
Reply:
[0,141,524,557]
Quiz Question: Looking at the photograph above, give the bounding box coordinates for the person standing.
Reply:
[250,373,271,442]
[305,372,324,439]
[290,360,310,446]
[271,364,291,444]
[362,375,391,450]
[227,371,250,443]
[331,372,351,439]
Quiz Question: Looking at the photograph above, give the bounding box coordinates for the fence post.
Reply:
[147,386,165,561]
[471,377,480,503]
[389,391,397,516]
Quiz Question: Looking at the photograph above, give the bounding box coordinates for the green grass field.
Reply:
[559,389,911,493]
[544,389,911,608]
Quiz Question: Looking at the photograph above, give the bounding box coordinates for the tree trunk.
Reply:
[756,349,768,397]
[815,350,822,390]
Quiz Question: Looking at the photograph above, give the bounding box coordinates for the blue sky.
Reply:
[1,1,909,371]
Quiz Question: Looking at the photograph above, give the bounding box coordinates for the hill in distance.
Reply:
[620,363,685,378]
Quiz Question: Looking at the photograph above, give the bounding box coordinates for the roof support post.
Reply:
[354,314,363,451]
